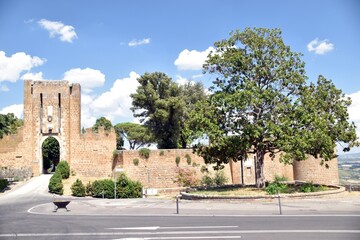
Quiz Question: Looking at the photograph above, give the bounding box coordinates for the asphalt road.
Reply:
[0,175,359,240]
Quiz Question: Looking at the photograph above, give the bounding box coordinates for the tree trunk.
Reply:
[255,150,265,188]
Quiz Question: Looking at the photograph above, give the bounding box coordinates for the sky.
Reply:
[0,0,359,153]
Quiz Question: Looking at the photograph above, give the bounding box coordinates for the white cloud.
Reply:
[307,38,334,55]
[80,71,140,128]
[63,68,105,93]
[21,72,44,80]
[128,38,150,47]
[38,19,78,43]
[0,104,24,119]
[175,75,193,86]
[174,47,214,70]
[0,51,45,83]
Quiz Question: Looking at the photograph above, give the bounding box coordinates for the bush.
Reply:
[174,167,199,187]
[201,174,214,186]
[48,172,63,195]
[85,181,93,196]
[91,179,114,198]
[0,179,8,192]
[116,173,142,198]
[214,170,228,186]
[133,158,140,166]
[56,161,70,179]
[299,182,324,193]
[175,156,181,166]
[185,154,192,165]
[71,179,85,197]
[139,148,150,159]
[265,179,288,195]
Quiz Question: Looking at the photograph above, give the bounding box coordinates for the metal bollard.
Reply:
[277,191,282,215]
[176,195,179,214]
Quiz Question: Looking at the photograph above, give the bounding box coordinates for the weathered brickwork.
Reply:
[0,80,339,187]
[0,80,115,178]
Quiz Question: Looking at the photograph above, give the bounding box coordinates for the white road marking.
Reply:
[106,226,238,230]
[0,229,359,238]
[113,236,241,239]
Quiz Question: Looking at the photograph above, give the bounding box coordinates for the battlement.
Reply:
[80,127,116,139]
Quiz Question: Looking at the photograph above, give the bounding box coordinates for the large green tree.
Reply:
[92,117,113,132]
[0,113,23,138]
[114,122,153,150]
[193,28,358,188]
[131,72,206,149]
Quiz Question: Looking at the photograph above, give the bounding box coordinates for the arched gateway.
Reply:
[0,80,116,178]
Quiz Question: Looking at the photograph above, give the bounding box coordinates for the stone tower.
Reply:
[24,80,81,175]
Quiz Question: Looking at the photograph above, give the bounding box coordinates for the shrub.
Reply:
[48,172,63,195]
[0,179,8,192]
[299,182,324,193]
[174,167,199,187]
[159,150,165,156]
[201,174,214,186]
[265,179,288,195]
[71,179,86,197]
[56,161,70,179]
[85,181,93,196]
[133,158,140,166]
[116,173,143,198]
[214,170,228,186]
[139,148,150,159]
[175,156,181,166]
[185,154,192,165]
[91,179,114,198]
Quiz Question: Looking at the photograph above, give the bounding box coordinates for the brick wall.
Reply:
[293,156,339,185]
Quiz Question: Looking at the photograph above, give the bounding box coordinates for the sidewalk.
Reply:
[29,191,360,216]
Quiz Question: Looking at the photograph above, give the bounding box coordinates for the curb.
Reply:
[180,185,346,200]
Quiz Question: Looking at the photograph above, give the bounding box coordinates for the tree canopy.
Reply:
[42,136,60,172]
[114,122,153,150]
[131,72,207,149]
[193,27,358,188]
[92,117,113,132]
[0,113,23,138]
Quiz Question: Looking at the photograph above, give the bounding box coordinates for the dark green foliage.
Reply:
[85,181,93,196]
[193,27,359,188]
[42,137,60,172]
[91,179,114,198]
[214,170,228,186]
[133,158,140,166]
[201,174,214,186]
[139,148,150,159]
[92,116,113,133]
[131,72,207,149]
[114,122,153,150]
[201,170,228,186]
[299,182,325,193]
[185,154,192,165]
[56,161,70,179]
[265,177,288,195]
[0,179,8,191]
[71,179,86,197]
[175,156,181,166]
[48,172,63,195]
[0,113,23,138]
[116,173,143,198]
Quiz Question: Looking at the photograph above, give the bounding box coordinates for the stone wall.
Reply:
[117,149,296,188]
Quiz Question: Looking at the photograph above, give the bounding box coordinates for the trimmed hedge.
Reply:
[56,161,70,179]
[48,171,63,195]
[71,179,86,197]
[0,179,8,192]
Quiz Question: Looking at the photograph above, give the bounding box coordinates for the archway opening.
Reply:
[42,136,60,174]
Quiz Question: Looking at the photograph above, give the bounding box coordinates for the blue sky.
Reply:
[0,0,359,153]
